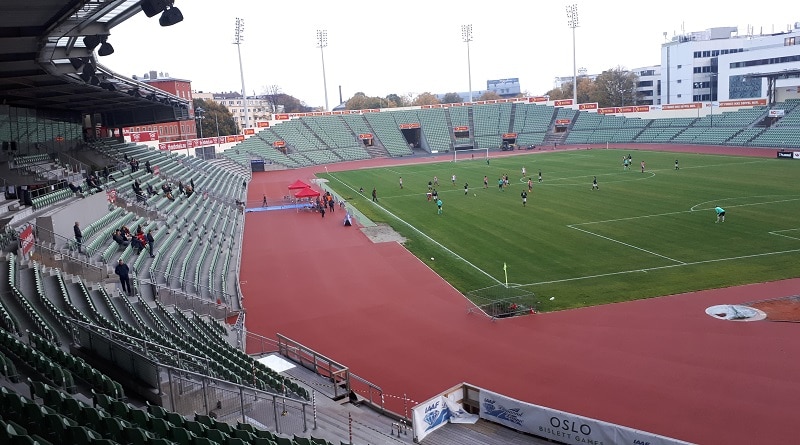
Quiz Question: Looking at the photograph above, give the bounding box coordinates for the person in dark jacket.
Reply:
[114,260,131,295]
[73,222,82,253]
[146,229,155,258]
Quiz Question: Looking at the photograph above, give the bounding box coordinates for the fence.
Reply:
[137,273,236,320]
[30,240,107,283]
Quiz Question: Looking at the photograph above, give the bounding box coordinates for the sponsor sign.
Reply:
[130,131,159,142]
[480,389,691,445]
[776,150,800,159]
[256,121,270,128]
[244,128,255,135]
[502,133,518,139]
[273,141,286,148]
[530,96,548,102]
[719,99,767,107]
[274,114,290,120]
[663,103,702,110]
[358,133,373,139]
[399,123,421,129]
[554,99,573,106]
[597,107,617,115]
[768,109,785,117]
[578,102,598,110]
[555,119,572,125]
[453,126,470,132]
[158,140,188,151]
[19,225,34,257]
[412,397,451,441]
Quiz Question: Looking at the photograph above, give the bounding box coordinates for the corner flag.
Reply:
[503,262,508,288]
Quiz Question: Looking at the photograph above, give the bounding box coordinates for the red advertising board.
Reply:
[273,141,286,148]
[597,107,616,114]
[635,105,650,112]
[244,128,255,135]
[530,96,548,102]
[130,131,159,142]
[718,99,767,107]
[256,121,270,128]
[555,119,572,125]
[19,225,34,257]
[399,123,421,129]
[662,103,701,110]
[453,126,469,132]
[502,133,518,138]
[554,99,574,106]
[579,102,598,110]
[159,140,188,151]
[358,133,373,139]
[274,114,290,120]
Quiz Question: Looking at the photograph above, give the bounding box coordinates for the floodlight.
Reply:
[141,0,170,17]
[69,58,85,70]
[89,76,101,86]
[159,6,183,27]
[83,35,103,51]
[98,40,114,56]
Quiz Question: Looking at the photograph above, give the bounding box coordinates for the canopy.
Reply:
[294,187,320,198]
[288,180,312,190]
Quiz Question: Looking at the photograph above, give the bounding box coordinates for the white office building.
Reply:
[661,24,800,104]
[192,91,275,131]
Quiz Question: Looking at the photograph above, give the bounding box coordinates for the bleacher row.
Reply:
[223,98,800,168]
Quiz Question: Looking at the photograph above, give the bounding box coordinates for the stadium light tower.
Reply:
[461,24,474,103]
[234,18,249,134]
[566,4,579,104]
[317,29,329,111]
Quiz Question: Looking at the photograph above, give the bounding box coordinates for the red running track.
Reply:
[240,146,800,445]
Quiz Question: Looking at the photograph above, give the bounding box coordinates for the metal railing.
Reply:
[137,273,236,320]
[146,267,235,308]
[31,240,106,283]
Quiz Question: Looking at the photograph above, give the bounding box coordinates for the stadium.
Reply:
[0,2,799,445]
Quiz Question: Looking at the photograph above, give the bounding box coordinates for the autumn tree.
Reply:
[262,84,282,113]
[441,92,463,104]
[386,93,407,108]
[412,92,440,106]
[477,91,502,101]
[192,99,237,137]
[593,66,640,107]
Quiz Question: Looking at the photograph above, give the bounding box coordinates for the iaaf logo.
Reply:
[482,398,523,426]
[422,400,450,432]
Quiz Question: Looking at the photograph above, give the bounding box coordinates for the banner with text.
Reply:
[479,389,693,445]
[19,225,34,257]
[776,150,800,159]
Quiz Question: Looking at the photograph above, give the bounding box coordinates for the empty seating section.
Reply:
[302,116,359,149]
[364,112,413,156]
[417,108,451,152]
[270,119,322,152]
[473,103,511,148]
[725,128,763,145]
[448,106,472,145]
[749,127,800,147]
[512,104,555,133]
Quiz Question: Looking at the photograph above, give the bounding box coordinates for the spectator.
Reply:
[114,259,131,296]
[73,221,82,253]
[145,160,153,174]
[112,229,130,247]
[146,229,155,258]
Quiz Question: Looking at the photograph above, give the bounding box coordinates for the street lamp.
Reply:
[234,18,249,134]
[317,29,329,111]
[566,4,579,104]
[461,24,473,103]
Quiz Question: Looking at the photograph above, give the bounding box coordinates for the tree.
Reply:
[544,84,570,100]
[386,93,407,108]
[593,66,640,107]
[477,91,502,101]
[262,84,282,113]
[441,92,463,104]
[192,99,237,137]
[276,93,311,113]
[412,92,440,106]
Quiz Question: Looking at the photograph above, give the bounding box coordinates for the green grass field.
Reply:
[319,149,800,311]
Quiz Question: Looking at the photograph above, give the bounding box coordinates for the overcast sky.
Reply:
[102,0,797,107]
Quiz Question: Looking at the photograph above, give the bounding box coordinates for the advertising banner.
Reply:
[19,225,34,257]
[412,396,451,441]
[130,131,159,142]
[768,109,785,117]
[502,133,518,139]
[718,99,767,107]
[663,103,702,110]
[274,114,290,120]
[479,389,693,445]
[554,99,574,106]
[453,126,470,132]
[399,123,421,129]
[579,102,598,110]
[273,141,286,148]
[256,121,270,128]
[555,119,572,125]
[530,96,548,102]
[358,133,373,139]
[776,150,799,159]
[158,140,187,151]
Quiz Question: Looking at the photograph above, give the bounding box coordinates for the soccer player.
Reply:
[451,174,456,186]
[527,178,533,192]
[538,171,543,183]
[498,178,504,191]
[521,190,528,206]
[591,176,599,190]
[433,176,439,186]
[675,159,679,170]
[399,177,403,189]
[437,199,443,215]
[522,166,527,177]
[483,176,488,189]
[715,206,725,223]
[372,187,377,202]
[428,180,433,191]
[640,161,646,173]
[464,182,469,195]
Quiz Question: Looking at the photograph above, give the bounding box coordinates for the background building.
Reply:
[124,70,196,141]
[193,91,273,131]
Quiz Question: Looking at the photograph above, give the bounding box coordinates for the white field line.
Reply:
[327,173,503,286]
[517,247,800,287]
[769,228,800,241]
[568,225,686,264]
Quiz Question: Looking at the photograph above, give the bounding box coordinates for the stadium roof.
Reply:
[0,0,189,126]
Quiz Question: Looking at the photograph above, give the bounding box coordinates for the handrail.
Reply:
[147,258,237,306]
[136,273,236,319]
[33,239,99,267]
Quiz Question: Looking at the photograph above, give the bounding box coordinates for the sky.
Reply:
[102,0,798,108]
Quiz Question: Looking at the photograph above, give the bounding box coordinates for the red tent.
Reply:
[288,180,312,190]
[294,187,320,198]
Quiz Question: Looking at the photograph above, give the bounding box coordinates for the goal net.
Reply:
[453,147,489,162]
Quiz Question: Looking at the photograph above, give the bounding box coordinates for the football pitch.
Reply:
[320,149,800,311]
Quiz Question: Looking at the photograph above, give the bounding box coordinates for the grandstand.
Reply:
[2,2,799,444]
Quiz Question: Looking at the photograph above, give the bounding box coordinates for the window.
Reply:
[712,50,720,57]
[677,79,682,83]
[677,64,682,68]
[693,51,701,58]
[677,94,682,98]
[702,50,711,57]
